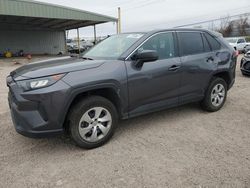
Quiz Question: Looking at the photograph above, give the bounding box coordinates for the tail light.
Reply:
[233,50,239,57]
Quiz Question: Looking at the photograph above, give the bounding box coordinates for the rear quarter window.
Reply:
[204,33,221,51]
[178,32,204,56]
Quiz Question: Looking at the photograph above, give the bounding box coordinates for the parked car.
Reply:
[240,51,250,76]
[80,40,94,49]
[243,45,250,54]
[66,39,73,43]
[225,37,250,52]
[68,44,86,54]
[7,29,237,149]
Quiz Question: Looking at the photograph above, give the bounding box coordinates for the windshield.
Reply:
[226,38,237,43]
[83,33,144,59]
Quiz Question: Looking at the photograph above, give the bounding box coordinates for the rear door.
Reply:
[177,31,219,104]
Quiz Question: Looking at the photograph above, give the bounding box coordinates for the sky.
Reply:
[38,0,250,38]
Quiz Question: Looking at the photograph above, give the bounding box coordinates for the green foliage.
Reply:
[245,36,250,42]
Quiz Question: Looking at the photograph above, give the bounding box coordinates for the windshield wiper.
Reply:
[82,56,93,60]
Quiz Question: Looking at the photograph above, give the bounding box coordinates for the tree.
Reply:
[216,16,233,37]
[238,15,250,36]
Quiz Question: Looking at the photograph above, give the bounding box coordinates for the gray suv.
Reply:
[7,29,237,149]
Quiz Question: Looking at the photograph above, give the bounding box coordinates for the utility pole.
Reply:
[65,30,68,54]
[117,7,121,34]
[77,28,80,56]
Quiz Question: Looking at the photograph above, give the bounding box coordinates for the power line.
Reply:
[175,12,250,28]
[111,0,154,8]
[102,0,165,14]
[124,0,165,12]
[136,5,250,30]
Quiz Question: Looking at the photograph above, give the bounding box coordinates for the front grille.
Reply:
[243,61,250,70]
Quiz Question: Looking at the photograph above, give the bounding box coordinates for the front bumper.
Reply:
[9,98,64,138]
[240,58,250,75]
[241,68,250,75]
[7,77,70,138]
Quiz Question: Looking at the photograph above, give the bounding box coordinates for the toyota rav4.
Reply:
[7,29,237,149]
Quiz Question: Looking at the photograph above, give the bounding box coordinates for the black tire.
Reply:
[201,77,228,112]
[69,96,118,149]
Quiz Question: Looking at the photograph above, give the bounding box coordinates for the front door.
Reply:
[125,32,181,117]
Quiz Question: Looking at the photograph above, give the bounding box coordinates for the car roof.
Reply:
[121,28,222,38]
[150,28,222,37]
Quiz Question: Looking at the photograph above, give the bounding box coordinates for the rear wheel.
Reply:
[69,96,118,149]
[201,77,227,112]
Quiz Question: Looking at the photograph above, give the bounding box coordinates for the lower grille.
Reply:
[9,90,17,105]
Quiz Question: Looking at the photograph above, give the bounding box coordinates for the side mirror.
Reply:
[133,50,158,67]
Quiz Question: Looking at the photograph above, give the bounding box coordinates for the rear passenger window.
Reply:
[178,32,203,56]
[138,32,175,60]
[204,33,221,51]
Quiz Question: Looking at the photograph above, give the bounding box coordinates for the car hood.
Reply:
[11,56,105,81]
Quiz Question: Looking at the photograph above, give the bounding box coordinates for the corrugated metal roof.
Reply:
[0,0,117,22]
[0,0,117,30]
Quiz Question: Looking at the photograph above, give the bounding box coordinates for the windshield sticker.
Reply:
[126,34,143,39]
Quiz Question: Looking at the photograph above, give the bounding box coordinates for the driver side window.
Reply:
[138,32,175,60]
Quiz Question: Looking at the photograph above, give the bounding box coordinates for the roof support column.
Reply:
[77,28,80,56]
[93,24,97,44]
[116,21,119,34]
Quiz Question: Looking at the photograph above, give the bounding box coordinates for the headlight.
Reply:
[30,80,49,89]
[17,73,66,91]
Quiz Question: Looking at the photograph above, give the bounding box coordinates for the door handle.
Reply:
[168,65,180,71]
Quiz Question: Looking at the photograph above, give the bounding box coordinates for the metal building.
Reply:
[0,0,117,55]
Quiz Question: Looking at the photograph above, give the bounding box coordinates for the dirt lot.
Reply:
[0,56,250,188]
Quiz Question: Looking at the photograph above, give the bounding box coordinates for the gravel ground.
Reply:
[0,56,250,188]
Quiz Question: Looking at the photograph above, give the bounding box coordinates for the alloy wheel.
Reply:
[211,83,225,107]
[78,107,112,142]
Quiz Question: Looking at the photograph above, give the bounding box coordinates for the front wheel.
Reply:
[201,77,227,112]
[69,96,118,149]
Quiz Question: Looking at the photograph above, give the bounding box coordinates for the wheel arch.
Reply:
[212,71,231,89]
[62,84,125,132]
